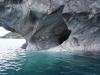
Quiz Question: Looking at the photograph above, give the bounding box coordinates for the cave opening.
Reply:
[29,16,72,50]
[58,30,71,44]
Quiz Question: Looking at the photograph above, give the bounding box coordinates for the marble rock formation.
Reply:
[0,0,100,51]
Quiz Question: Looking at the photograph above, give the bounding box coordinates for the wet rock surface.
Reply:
[0,0,100,51]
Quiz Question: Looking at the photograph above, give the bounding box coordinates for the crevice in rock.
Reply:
[4,0,23,4]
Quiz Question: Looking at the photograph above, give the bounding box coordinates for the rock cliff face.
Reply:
[0,0,100,51]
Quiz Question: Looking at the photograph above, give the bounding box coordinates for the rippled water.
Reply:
[0,39,100,75]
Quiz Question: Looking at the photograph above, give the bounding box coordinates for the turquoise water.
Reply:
[0,39,100,75]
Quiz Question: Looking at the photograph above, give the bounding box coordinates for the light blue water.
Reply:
[0,39,100,75]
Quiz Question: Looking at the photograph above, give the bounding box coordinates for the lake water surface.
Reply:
[0,39,100,75]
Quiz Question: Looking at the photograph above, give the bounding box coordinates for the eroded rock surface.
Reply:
[0,0,100,51]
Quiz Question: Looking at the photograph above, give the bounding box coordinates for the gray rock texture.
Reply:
[0,0,100,51]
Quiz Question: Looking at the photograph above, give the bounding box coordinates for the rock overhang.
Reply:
[0,0,100,51]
